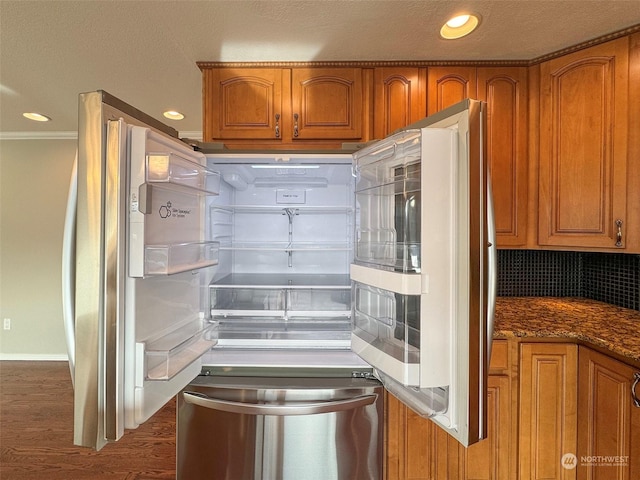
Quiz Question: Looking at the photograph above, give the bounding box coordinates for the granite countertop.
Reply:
[494,297,640,364]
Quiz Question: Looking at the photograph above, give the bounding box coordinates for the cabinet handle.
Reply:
[632,373,640,408]
[615,219,623,247]
[293,113,299,138]
[274,113,280,138]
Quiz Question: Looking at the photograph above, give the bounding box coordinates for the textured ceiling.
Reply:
[1,0,640,135]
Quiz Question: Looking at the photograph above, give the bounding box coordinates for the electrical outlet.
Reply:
[3,318,10,330]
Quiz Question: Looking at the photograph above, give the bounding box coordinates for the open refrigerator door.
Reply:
[350,99,495,447]
[73,91,220,449]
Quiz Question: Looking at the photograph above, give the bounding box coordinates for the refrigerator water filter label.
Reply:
[276,190,306,204]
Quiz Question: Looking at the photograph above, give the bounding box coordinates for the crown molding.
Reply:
[0,131,77,140]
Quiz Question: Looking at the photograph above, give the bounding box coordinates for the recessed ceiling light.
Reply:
[163,110,185,120]
[23,112,51,122]
[440,14,480,40]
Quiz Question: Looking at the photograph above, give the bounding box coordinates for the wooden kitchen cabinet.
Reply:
[519,343,578,480]
[426,67,477,115]
[373,67,426,138]
[290,68,365,140]
[201,66,367,145]
[537,37,630,250]
[477,67,529,247]
[427,66,529,248]
[577,347,640,479]
[385,340,514,480]
[202,68,284,141]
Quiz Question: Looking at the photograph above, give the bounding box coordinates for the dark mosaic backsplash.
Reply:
[497,250,640,311]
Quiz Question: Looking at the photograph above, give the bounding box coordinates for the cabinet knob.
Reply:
[632,373,640,408]
[293,113,299,138]
[275,114,280,138]
[615,219,623,247]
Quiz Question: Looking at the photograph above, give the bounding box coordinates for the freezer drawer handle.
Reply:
[182,391,377,416]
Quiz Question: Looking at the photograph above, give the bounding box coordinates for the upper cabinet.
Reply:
[290,68,364,140]
[427,66,477,115]
[477,67,529,247]
[202,68,284,141]
[427,66,529,247]
[373,67,425,138]
[201,66,367,147]
[537,37,630,250]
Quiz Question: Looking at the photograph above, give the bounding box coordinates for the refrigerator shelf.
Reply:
[211,273,351,288]
[219,242,352,252]
[210,283,351,320]
[144,321,218,381]
[146,152,221,195]
[216,317,352,348]
[144,241,219,275]
[210,205,353,216]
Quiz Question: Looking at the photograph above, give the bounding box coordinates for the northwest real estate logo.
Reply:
[562,453,630,469]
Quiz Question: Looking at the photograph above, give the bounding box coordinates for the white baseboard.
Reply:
[0,353,69,361]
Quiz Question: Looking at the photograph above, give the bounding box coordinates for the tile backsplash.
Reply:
[497,250,640,311]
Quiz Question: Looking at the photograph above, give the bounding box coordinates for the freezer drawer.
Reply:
[177,375,383,480]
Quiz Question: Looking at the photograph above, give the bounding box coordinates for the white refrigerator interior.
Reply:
[70,91,492,455]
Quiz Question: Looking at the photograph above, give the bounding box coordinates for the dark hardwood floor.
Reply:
[0,361,176,480]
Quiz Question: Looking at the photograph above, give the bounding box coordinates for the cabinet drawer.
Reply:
[490,339,509,373]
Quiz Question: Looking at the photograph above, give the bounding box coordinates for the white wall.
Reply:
[0,137,76,359]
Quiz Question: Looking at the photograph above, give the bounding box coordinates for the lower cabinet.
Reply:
[385,340,514,480]
[577,347,640,479]
[385,341,640,480]
[518,343,578,480]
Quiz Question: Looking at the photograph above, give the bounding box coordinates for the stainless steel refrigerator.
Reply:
[63,90,495,479]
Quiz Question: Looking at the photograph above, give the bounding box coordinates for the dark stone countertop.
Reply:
[494,297,640,364]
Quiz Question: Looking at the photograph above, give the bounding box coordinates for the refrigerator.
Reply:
[63,90,495,478]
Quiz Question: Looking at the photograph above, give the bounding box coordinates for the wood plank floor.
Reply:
[0,361,176,480]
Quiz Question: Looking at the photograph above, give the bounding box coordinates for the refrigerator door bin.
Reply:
[129,126,218,278]
[177,375,383,480]
[354,135,421,273]
[144,240,219,275]
[352,281,421,383]
[141,318,218,381]
[146,152,221,194]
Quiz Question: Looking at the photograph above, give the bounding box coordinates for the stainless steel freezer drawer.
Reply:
[177,375,383,480]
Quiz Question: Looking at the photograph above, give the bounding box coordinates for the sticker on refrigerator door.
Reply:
[276,189,306,204]
[158,201,192,219]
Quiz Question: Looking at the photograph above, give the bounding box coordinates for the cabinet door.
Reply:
[291,68,363,140]
[373,67,425,138]
[427,67,477,115]
[385,341,512,480]
[519,343,578,480]
[477,67,529,247]
[538,38,629,249]
[462,375,512,480]
[202,68,284,141]
[577,347,640,479]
